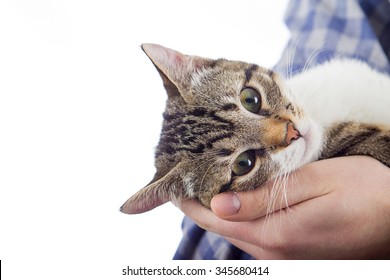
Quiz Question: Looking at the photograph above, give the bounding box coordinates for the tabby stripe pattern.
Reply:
[157,107,236,156]
[321,122,390,167]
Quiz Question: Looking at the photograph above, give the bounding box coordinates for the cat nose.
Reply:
[286,122,301,145]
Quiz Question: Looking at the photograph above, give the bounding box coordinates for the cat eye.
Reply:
[240,87,262,114]
[232,150,256,176]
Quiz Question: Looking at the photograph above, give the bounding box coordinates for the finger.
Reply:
[176,198,253,240]
[211,158,337,221]
[177,197,320,249]
[176,198,291,246]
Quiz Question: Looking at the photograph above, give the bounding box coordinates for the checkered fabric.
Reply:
[275,0,390,76]
[173,0,390,260]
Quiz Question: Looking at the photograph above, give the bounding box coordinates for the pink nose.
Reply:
[286,122,301,145]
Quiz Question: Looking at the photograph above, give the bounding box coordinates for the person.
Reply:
[173,0,390,260]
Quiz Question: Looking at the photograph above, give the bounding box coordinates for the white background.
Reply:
[0,0,293,279]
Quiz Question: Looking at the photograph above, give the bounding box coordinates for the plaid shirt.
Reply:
[173,0,390,260]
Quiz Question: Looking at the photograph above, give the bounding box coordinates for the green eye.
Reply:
[240,87,262,113]
[232,150,256,176]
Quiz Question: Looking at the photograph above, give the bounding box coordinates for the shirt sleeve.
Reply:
[274,0,390,76]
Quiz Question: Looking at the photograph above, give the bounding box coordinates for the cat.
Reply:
[120,43,390,214]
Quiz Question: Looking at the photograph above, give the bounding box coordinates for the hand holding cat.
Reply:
[176,156,390,259]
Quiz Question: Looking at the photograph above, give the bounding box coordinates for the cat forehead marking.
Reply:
[158,105,237,157]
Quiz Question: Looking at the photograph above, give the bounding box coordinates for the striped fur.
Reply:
[321,122,390,166]
[120,44,390,214]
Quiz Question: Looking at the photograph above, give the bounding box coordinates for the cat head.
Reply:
[120,44,320,214]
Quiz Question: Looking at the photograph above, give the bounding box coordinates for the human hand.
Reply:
[176,156,390,259]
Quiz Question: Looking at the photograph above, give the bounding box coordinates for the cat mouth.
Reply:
[296,119,322,165]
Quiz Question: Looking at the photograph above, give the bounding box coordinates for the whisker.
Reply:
[302,42,326,74]
[287,34,303,79]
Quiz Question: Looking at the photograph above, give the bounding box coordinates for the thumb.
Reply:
[210,159,335,221]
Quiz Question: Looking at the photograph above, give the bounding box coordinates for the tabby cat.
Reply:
[120,44,390,214]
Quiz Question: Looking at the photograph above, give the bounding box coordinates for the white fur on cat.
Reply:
[288,59,390,127]
[273,59,390,172]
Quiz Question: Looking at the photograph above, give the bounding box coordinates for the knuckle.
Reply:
[253,212,298,252]
[252,184,272,215]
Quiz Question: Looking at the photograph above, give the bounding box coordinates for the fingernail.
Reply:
[214,192,241,215]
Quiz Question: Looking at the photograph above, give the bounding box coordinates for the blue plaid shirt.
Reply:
[173,0,390,260]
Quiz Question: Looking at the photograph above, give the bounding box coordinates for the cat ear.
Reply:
[120,165,183,214]
[141,43,212,95]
